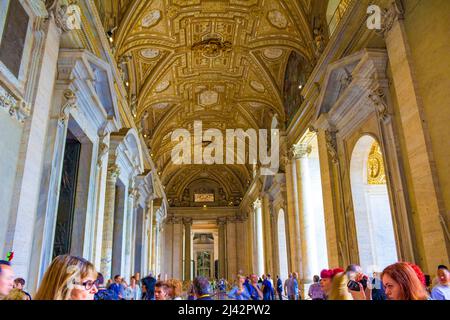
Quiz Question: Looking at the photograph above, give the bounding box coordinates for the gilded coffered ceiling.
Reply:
[108,0,317,206]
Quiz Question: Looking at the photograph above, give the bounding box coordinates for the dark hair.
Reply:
[313,275,320,283]
[97,273,105,285]
[114,275,121,280]
[346,264,362,273]
[437,265,448,271]
[0,260,11,274]
[193,276,211,296]
[14,278,25,286]
[155,281,169,291]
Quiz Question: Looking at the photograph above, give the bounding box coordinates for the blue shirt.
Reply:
[228,286,251,300]
[244,281,261,300]
[262,279,274,300]
[431,284,450,300]
[109,283,125,300]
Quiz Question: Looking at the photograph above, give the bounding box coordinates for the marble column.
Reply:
[293,143,316,286]
[284,156,302,274]
[218,217,227,279]
[172,218,184,279]
[100,164,120,279]
[183,218,193,281]
[262,194,273,274]
[145,199,154,274]
[381,1,450,271]
[125,186,138,280]
[254,199,264,277]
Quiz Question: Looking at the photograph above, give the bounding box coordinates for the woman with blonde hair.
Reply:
[34,255,98,300]
[166,278,183,300]
[3,288,30,300]
[328,272,353,300]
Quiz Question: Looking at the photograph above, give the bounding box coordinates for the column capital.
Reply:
[183,217,193,226]
[291,143,311,160]
[253,198,262,209]
[107,164,120,180]
[217,217,227,226]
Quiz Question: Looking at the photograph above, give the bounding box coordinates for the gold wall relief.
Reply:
[367,141,386,185]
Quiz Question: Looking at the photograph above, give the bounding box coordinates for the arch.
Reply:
[350,135,398,272]
[277,208,289,280]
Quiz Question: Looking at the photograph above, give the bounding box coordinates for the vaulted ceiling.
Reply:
[96,0,320,207]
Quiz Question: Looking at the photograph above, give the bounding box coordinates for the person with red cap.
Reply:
[320,268,343,298]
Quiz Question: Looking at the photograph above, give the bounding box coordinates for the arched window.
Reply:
[350,135,398,272]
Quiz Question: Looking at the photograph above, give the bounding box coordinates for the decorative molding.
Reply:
[59,89,77,124]
[45,0,78,33]
[0,83,30,123]
[377,0,405,37]
[253,198,262,209]
[368,87,390,122]
[191,37,232,58]
[107,164,120,179]
[217,217,227,226]
[291,143,311,159]
[325,129,339,164]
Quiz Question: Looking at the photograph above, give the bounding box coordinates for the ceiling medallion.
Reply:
[250,81,265,93]
[267,10,288,29]
[155,80,170,93]
[263,48,283,59]
[191,35,232,58]
[141,48,160,59]
[142,10,161,28]
[199,90,219,106]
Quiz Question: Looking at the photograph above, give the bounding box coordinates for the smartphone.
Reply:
[347,280,361,292]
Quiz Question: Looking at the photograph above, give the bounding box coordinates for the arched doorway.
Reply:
[350,135,398,272]
[277,209,289,280]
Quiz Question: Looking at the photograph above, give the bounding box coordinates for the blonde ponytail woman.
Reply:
[35,255,98,300]
[328,272,353,300]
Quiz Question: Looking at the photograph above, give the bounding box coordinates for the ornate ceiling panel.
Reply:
[113,0,315,206]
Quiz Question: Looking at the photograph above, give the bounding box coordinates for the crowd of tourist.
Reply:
[0,255,449,301]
